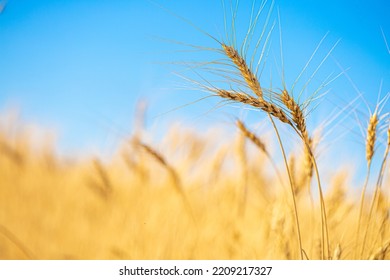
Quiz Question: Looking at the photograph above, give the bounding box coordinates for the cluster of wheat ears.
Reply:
[0,1,389,260]
[177,0,389,260]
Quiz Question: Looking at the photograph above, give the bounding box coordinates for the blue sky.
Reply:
[0,0,389,159]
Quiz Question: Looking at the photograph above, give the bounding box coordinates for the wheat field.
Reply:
[0,1,389,260]
[0,109,389,260]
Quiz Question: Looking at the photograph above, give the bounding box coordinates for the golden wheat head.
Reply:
[366,113,378,163]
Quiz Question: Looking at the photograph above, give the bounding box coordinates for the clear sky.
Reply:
[0,0,389,158]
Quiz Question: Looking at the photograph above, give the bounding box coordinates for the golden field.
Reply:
[0,110,388,260]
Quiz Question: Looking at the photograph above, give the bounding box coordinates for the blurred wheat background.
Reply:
[0,0,389,260]
[0,107,389,260]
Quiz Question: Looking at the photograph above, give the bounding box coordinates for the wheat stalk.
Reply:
[357,113,379,257]
[361,123,390,258]
[236,120,267,153]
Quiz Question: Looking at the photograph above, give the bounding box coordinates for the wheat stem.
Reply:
[356,113,378,258]
[361,126,390,258]
[268,115,304,260]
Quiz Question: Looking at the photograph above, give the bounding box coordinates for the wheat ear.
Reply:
[216,89,291,124]
[136,141,196,223]
[236,120,285,189]
[281,90,308,137]
[222,44,263,99]
[88,158,113,200]
[236,120,267,153]
[366,113,378,162]
[138,142,181,191]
